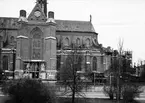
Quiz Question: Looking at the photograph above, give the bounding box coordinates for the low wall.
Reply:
[55,85,104,92]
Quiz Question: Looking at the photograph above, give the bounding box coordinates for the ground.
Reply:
[1,85,145,103]
[58,97,145,103]
[0,96,145,103]
[0,96,10,103]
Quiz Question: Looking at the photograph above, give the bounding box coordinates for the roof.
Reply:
[0,17,96,33]
[0,17,19,29]
[55,20,96,33]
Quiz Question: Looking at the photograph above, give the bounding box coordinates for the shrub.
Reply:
[2,78,57,103]
[122,84,141,103]
[103,85,116,100]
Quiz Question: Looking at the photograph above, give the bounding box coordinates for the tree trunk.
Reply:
[72,66,76,103]
[72,72,76,103]
[0,38,1,71]
[72,88,75,103]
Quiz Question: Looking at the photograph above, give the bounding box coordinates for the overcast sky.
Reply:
[0,0,145,64]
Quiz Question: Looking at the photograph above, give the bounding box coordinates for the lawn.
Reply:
[58,97,145,103]
[0,96,145,103]
[0,96,10,103]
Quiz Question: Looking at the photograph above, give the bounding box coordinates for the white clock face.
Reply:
[34,11,41,17]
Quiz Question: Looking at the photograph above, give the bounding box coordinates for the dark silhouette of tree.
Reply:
[139,63,145,82]
[104,40,141,103]
[1,78,57,103]
[103,49,119,100]
[58,46,86,103]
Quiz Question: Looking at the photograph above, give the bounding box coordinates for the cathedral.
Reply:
[0,0,112,80]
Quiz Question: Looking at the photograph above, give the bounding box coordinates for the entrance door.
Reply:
[29,62,39,78]
[24,62,40,79]
[24,61,46,79]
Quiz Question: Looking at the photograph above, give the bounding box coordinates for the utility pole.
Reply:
[12,49,16,79]
[0,36,2,71]
[117,55,120,103]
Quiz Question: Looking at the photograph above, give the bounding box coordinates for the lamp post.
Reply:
[12,48,16,79]
[85,50,90,72]
[0,36,2,71]
[93,71,97,86]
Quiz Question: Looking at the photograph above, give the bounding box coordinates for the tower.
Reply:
[44,11,56,79]
[15,1,57,80]
[37,0,47,17]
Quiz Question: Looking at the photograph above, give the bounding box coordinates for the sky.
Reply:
[0,0,145,64]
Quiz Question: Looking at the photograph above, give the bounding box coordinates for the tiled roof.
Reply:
[0,17,19,29]
[56,20,96,32]
[0,17,96,33]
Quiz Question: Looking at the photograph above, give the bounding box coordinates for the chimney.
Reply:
[46,11,55,23]
[20,10,26,17]
[18,10,28,22]
[48,11,54,18]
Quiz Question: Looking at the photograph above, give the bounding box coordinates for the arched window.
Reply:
[65,37,69,46]
[57,55,61,70]
[56,37,58,45]
[93,57,97,71]
[10,36,16,47]
[56,37,61,49]
[31,27,42,59]
[76,38,80,45]
[3,56,8,70]
[77,56,82,71]
[10,36,14,43]
[0,36,2,41]
[0,36,2,48]
[86,38,90,47]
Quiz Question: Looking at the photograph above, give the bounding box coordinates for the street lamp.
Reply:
[12,48,16,79]
[92,70,97,86]
[85,50,90,72]
[0,36,2,71]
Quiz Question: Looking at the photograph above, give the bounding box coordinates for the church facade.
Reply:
[0,0,112,80]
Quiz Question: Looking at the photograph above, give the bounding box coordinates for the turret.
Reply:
[18,10,28,22]
[46,11,55,23]
[44,11,57,80]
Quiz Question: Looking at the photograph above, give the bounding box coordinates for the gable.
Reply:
[28,3,47,22]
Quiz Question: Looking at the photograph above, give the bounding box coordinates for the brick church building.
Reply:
[0,0,112,80]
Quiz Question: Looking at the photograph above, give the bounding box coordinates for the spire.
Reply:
[36,0,47,17]
[90,15,92,22]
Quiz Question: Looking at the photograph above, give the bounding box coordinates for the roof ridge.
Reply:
[55,19,90,23]
[55,19,96,33]
[0,17,18,19]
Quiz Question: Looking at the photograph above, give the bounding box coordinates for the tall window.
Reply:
[57,55,61,70]
[65,37,69,46]
[76,38,80,46]
[31,27,42,59]
[93,57,97,71]
[86,38,90,47]
[3,56,8,70]
[77,56,82,71]
[10,36,14,43]
[56,37,59,49]
[0,36,3,48]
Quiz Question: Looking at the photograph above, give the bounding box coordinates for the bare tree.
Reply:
[116,38,124,103]
[104,39,141,103]
[58,46,86,103]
